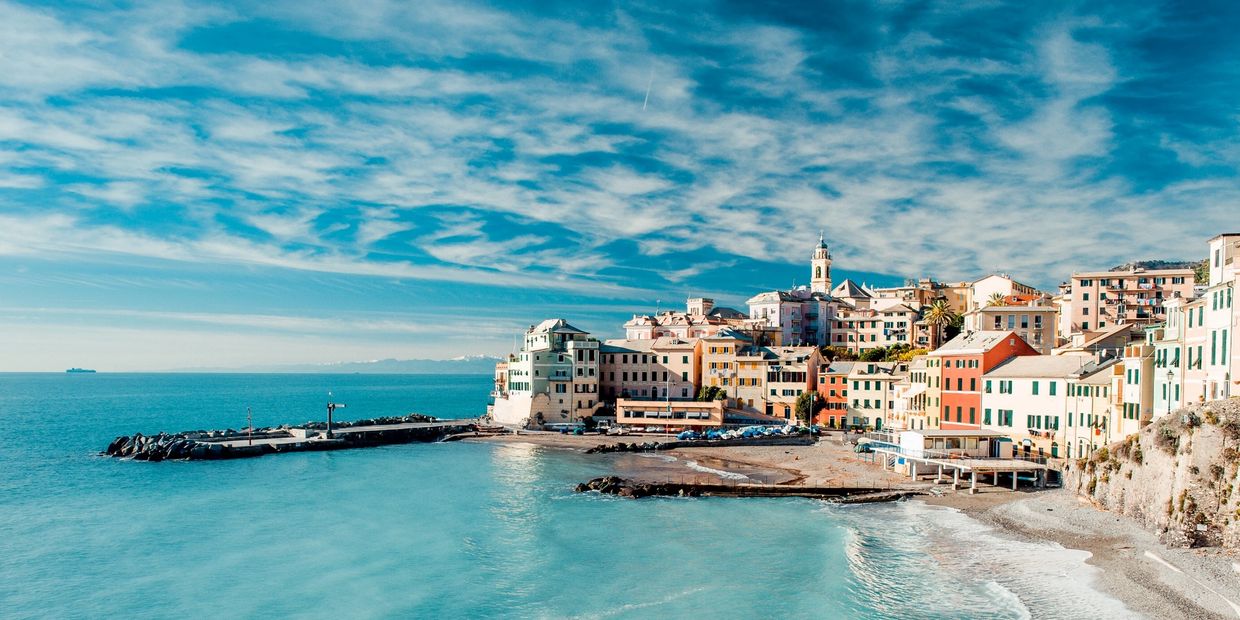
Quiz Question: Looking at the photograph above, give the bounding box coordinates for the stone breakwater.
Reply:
[574,475,922,502]
[103,414,474,462]
[585,434,817,454]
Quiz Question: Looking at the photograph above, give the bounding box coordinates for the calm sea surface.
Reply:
[0,373,1132,619]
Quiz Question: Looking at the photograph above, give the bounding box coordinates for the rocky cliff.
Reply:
[1064,398,1240,548]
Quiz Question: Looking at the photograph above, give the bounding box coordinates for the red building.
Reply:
[930,330,1038,429]
[814,361,855,427]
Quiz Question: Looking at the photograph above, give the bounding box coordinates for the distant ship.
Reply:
[65,368,97,374]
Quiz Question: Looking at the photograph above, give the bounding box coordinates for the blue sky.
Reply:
[1,0,1238,371]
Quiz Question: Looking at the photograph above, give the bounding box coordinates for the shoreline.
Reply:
[468,431,1240,619]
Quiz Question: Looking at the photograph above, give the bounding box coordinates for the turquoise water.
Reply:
[0,374,1132,619]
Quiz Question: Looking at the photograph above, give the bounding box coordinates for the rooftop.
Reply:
[985,355,1090,379]
[929,330,1021,356]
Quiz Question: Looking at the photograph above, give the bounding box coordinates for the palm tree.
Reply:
[923,299,957,351]
[986,292,1008,307]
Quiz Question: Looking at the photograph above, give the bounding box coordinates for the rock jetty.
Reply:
[103,414,474,462]
[574,475,923,502]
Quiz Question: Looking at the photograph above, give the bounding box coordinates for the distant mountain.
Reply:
[174,356,502,374]
[1109,259,1199,272]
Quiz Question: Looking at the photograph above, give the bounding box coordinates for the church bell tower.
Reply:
[811,231,832,294]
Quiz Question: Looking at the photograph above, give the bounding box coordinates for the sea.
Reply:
[0,373,1135,619]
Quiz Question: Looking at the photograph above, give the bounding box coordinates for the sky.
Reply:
[1,0,1239,371]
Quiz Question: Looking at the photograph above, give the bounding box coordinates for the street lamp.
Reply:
[326,392,346,439]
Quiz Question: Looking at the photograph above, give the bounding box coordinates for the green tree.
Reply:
[696,386,725,402]
[1194,259,1210,284]
[923,299,958,350]
[822,345,858,362]
[795,390,826,424]
[859,347,887,362]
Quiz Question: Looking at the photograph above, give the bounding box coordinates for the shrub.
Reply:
[1205,409,1220,425]
[1211,464,1225,480]
[1087,477,1098,495]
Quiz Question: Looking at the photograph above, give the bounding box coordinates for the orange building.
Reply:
[930,331,1039,429]
[814,361,855,427]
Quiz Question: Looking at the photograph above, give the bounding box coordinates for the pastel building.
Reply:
[1064,360,1121,458]
[623,298,747,340]
[891,356,929,431]
[930,330,1040,429]
[963,303,1058,355]
[815,360,855,427]
[970,274,1041,311]
[845,361,907,431]
[829,286,921,354]
[746,236,836,346]
[1118,337,1156,434]
[598,337,701,403]
[491,319,601,428]
[1202,234,1239,400]
[1068,267,1195,334]
[980,356,1088,459]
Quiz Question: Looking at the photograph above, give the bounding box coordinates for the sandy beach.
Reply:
[469,430,1240,619]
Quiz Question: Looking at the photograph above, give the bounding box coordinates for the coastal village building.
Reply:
[746,235,835,346]
[845,362,907,430]
[930,330,1039,430]
[1068,267,1195,334]
[980,356,1088,459]
[891,356,928,431]
[963,303,1058,355]
[1118,337,1156,434]
[622,298,748,341]
[969,274,1041,312]
[491,319,601,428]
[815,360,854,427]
[1202,234,1238,401]
[598,337,701,403]
[829,287,921,354]
[1152,307,1187,418]
[1053,323,1136,359]
[1064,360,1121,458]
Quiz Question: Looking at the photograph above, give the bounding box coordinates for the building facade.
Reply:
[1068,268,1195,334]
[491,319,601,428]
[930,330,1040,430]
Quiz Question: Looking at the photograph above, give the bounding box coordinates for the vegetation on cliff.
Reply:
[1067,399,1240,548]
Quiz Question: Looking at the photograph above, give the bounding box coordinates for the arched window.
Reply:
[815,266,822,279]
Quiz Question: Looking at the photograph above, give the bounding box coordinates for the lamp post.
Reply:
[326,392,346,439]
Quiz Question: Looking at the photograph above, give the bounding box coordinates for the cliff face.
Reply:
[1063,399,1240,548]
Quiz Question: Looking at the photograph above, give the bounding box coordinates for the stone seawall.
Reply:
[103,415,475,462]
[575,475,922,502]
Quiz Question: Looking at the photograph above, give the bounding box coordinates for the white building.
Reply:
[980,355,1089,459]
[491,319,601,428]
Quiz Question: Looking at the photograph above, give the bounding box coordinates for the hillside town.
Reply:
[489,233,1238,463]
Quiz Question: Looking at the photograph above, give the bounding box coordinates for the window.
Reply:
[1032,381,1039,395]
[1082,293,1089,301]
[985,380,992,393]
[984,408,992,425]
[1049,382,1057,396]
